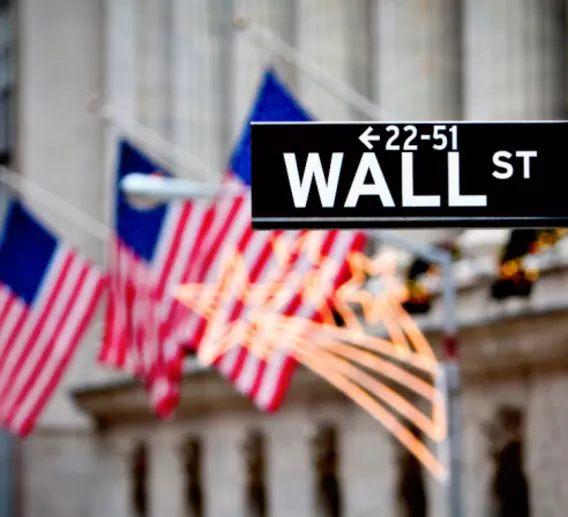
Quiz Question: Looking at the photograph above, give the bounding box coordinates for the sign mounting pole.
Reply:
[373,230,462,517]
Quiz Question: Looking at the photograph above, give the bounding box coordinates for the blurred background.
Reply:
[2,1,568,517]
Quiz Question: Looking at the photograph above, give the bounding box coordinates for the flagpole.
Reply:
[0,167,110,243]
[233,18,395,121]
[0,102,229,249]
[96,105,218,183]
[0,110,230,249]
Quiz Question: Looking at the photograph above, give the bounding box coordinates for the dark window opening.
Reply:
[489,407,530,517]
[184,348,198,359]
[243,430,268,517]
[183,437,204,517]
[131,442,149,517]
[312,424,342,517]
[0,1,14,163]
[396,424,428,517]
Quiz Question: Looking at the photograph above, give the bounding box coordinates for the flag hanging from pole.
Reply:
[0,200,105,436]
[100,69,367,415]
[177,69,367,411]
[98,140,216,416]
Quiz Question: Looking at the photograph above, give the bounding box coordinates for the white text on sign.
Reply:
[284,151,490,209]
[492,150,538,180]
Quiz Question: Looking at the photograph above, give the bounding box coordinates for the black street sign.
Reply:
[250,121,568,230]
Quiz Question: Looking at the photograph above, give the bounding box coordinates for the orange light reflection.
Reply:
[173,236,447,480]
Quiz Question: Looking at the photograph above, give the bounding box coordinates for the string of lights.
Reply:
[402,241,460,315]
[173,235,448,479]
[400,230,567,311]
[490,229,566,301]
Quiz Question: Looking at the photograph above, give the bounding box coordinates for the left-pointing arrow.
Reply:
[359,126,381,150]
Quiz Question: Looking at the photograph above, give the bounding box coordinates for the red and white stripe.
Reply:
[0,246,105,436]
[100,196,217,415]
[102,171,366,415]
[170,174,368,412]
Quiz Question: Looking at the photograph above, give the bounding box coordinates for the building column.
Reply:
[340,409,397,517]
[374,0,461,120]
[104,0,138,228]
[268,413,313,517]
[172,0,229,176]
[105,0,138,123]
[19,0,104,259]
[231,0,296,141]
[95,436,135,517]
[463,0,566,120]
[136,0,172,138]
[373,0,463,250]
[149,428,185,517]
[296,0,371,120]
[203,418,246,517]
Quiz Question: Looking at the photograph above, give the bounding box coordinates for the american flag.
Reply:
[185,70,367,411]
[98,140,216,416]
[100,69,366,414]
[0,199,105,436]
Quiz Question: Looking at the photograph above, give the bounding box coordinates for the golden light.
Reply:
[173,234,447,480]
[501,259,520,279]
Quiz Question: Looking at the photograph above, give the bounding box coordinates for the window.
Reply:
[131,443,149,517]
[0,0,14,164]
[396,425,428,517]
[184,349,198,359]
[0,430,14,517]
[312,424,342,517]
[183,437,204,517]
[243,430,268,517]
[488,406,530,517]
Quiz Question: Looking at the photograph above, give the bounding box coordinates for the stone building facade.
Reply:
[3,1,568,517]
[69,264,568,517]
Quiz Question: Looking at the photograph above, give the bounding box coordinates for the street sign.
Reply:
[250,121,568,230]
